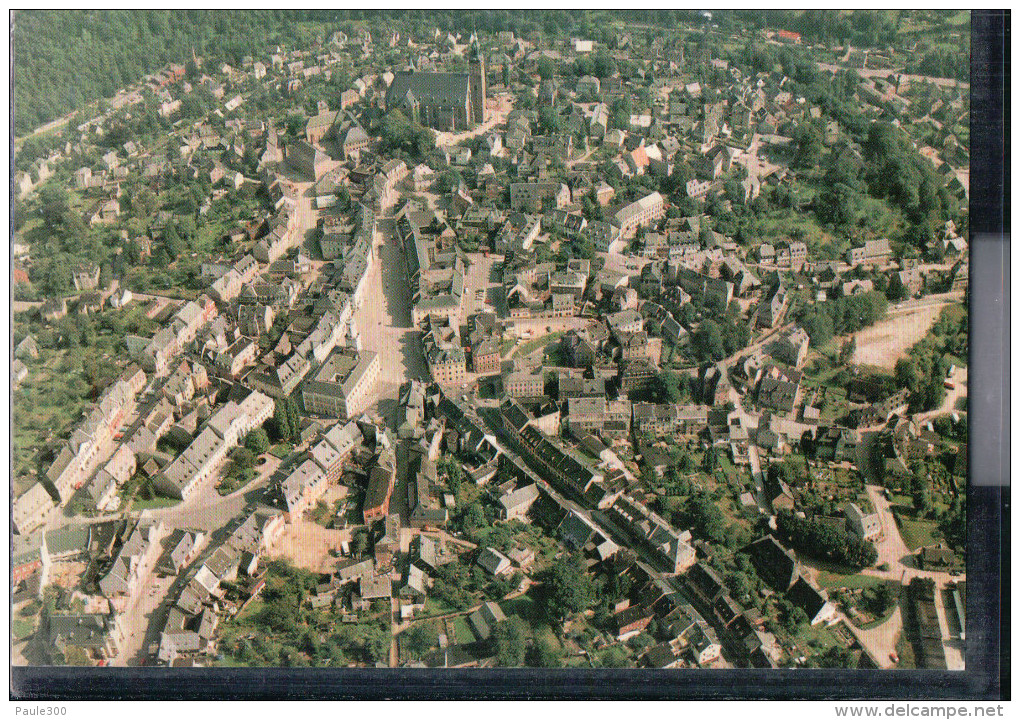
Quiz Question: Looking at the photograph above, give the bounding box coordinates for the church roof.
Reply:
[387,71,470,109]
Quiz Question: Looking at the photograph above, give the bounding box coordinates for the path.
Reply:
[815,62,969,90]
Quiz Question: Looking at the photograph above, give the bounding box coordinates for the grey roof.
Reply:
[45,526,92,557]
[387,71,470,109]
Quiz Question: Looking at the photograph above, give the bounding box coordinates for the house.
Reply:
[787,577,838,625]
[509,182,570,213]
[846,238,892,266]
[498,483,540,521]
[286,139,330,180]
[48,614,123,663]
[15,335,39,361]
[917,545,960,572]
[13,483,57,535]
[844,502,882,541]
[688,621,722,666]
[467,601,507,641]
[744,535,799,591]
[363,449,396,522]
[615,604,654,640]
[475,547,512,577]
[614,192,666,236]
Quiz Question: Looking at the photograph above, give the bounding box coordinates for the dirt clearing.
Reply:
[269,519,350,573]
[852,305,941,369]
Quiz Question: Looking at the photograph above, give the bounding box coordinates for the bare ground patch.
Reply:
[269,519,351,573]
[852,306,941,369]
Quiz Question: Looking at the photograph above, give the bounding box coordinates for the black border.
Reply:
[10,9,1009,701]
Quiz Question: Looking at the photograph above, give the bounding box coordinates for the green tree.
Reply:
[245,427,271,455]
[537,105,560,135]
[541,554,596,621]
[692,319,726,361]
[492,617,527,666]
[886,272,909,301]
[537,56,554,80]
[401,622,439,661]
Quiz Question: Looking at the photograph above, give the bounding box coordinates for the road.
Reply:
[886,291,964,316]
[355,216,429,423]
[460,252,502,320]
[815,62,969,90]
[804,484,966,670]
[862,484,915,580]
[139,453,281,533]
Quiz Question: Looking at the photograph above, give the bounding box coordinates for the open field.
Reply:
[269,519,350,572]
[852,305,942,369]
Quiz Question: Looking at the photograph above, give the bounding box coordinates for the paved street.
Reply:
[356,217,429,423]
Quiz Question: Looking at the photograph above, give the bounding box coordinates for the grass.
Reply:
[131,495,181,511]
[270,443,293,459]
[451,616,475,645]
[12,618,35,641]
[511,330,566,359]
[502,594,541,623]
[893,513,941,551]
[814,570,886,591]
[894,627,917,669]
[421,596,462,618]
[791,622,843,656]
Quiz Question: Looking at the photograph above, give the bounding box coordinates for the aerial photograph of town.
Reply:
[11,10,971,673]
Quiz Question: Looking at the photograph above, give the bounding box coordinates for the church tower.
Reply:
[469,40,487,126]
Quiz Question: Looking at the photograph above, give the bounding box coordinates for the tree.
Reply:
[527,637,562,667]
[245,427,270,455]
[655,370,688,404]
[537,105,560,135]
[536,56,555,80]
[492,618,527,666]
[270,398,298,442]
[232,448,256,475]
[692,319,726,361]
[592,51,616,79]
[685,491,727,544]
[794,124,824,169]
[811,646,856,668]
[541,554,595,621]
[838,336,857,366]
[401,622,439,661]
[886,272,909,301]
[39,184,70,231]
[597,646,630,667]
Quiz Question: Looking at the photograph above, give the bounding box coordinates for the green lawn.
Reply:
[894,514,941,551]
[131,495,181,511]
[451,616,475,645]
[12,618,35,641]
[814,570,887,591]
[422,596,462,618]
[502,594,541,623]
[511,331,566,359]
[791,622,843,655]
[270,443,293,459]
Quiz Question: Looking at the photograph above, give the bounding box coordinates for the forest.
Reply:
[14,10,311,134]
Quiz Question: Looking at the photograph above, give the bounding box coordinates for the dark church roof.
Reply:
[387,71,470,109]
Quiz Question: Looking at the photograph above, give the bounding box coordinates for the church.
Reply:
[385,50,486,131]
